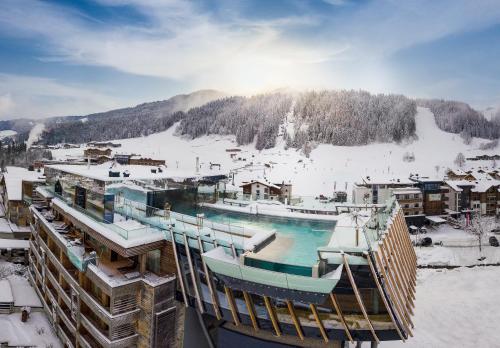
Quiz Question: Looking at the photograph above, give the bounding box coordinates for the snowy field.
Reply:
[0,312,62,347]
[383,267,500,348]
[50,107,499,197]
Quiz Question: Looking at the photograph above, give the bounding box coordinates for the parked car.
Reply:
[489,236,499,247]
[490,228,500,235]
[415,237,433,247]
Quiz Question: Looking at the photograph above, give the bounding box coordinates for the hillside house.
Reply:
[240,180,292,203]
[88,141,122,148]
[129,155,166,166]
[83,147,112,158]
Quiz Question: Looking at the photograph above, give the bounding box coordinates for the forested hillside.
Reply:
[417,99,500,140]
[18,89,500,150]
[176,90,417,149]
[176,94,293,150]
[39,89,224,144]
[290,91,416,147]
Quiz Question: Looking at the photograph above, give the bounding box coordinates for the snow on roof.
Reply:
[471,180,500,193]
[240,179,281,190]
[7,276,42,308]
[426,216,447,224]
[444,180,476,192]
[447,168,468,176]
[46,163,225,182]
[0,238,29,249]
[52,197,165,249]
[392,187,421,195]
[2,166,45,201]
[0,279,13,303]
[360,176,413,185]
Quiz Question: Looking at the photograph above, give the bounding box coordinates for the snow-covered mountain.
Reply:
[51,107,499,197]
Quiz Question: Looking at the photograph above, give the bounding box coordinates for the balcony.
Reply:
[80,314,138,348]
[78,334,95,348]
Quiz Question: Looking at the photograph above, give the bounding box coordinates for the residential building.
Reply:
[409,177,445,216]
[128,156,166,166]
[392,188,423,216]
[83,148,112,159]
[0,166,45,226]
[240,179,292,203]
[352,176,415,205]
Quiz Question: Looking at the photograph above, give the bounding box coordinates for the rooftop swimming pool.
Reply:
[109,187,335,267]
[186,207,335,267]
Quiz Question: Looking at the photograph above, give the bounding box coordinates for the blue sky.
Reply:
[1,0,500,119]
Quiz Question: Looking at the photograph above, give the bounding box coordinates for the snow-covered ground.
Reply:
[50,107,499,197]
[0,260,60,347]
[411,223,500,266]
[0,312,62,347]
[383,267,500,348]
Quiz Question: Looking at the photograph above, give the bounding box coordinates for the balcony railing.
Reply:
[80,314,138,348]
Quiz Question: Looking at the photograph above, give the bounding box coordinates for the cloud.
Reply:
[0,93,14,117]
[333,0,500,58]
[0,73,123,119]
[1,0,500,110]
[0,0,345,93]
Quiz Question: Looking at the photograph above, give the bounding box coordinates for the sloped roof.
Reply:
[240,179,281,190]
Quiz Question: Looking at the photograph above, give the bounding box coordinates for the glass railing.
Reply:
[46,187,161,241]
[362,196,398,250]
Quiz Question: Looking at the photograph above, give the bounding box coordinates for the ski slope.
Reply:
[51,107,498,197]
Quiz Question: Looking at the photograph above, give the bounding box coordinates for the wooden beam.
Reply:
[342,253,380,343]
[224,286,240,326]
[286,300,304,340]
[382,237,414,314]
[263,296,281,337]
[183,233,204,313]
[309,303,329,343]
[198,236,222,320]
[243,291,259,331]
[374,249,412,337]
[391,224,417,293]
[379,244,414,329]
[169,229,188,307]
[329,293,354,343]
[394,213,417,275]
[392,219,416,286]
[365,252,405,341]
[397,211,417,264]
[385,234,415,305]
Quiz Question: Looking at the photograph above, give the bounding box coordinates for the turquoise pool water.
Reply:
[107,187,334,266]
[187,207,335,267]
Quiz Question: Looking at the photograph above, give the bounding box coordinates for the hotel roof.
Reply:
[46,162,226,182]
[2,166,45,201]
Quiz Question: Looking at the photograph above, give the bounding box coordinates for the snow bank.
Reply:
[383,267,500,348]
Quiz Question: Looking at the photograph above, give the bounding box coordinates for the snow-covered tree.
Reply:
[454,152,466,168]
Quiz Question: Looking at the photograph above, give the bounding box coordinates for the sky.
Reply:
[1,0,500,120]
